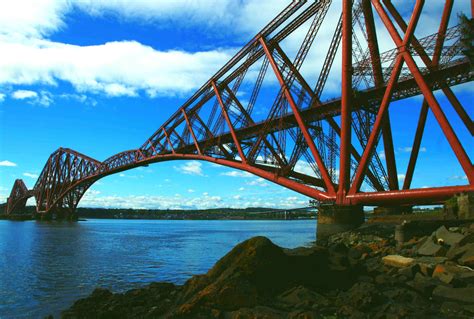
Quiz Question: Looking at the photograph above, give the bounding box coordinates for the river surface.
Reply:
[0,219,316,318]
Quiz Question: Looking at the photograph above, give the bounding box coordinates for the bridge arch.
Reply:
[40,152,333,216]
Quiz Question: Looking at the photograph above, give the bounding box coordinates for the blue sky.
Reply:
[0,1,472,210]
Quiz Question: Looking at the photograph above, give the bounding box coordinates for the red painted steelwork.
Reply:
[2,1,472,215]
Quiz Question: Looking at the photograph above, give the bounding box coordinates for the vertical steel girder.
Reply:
[2,1,473,214]
[338,0,353,204]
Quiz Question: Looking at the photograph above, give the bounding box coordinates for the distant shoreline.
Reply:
[1,206,317,221]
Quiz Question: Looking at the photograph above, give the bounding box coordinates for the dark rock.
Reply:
[457,244,474,266]
[341,282,383,311]
[328,242,349,255]
[227,306,286,318]
[336,305,365,318]
[348,247,362,260]
[415,236,428,249]
[432,286,474,303]
[459,233,474,246]
[407,273,440,296]
[415,256,447,276]
[62,284,177,318]
[397,264,420,279]
[365,257,383,274]
[464,304,474,314]
[457,271,474,285]
[417,237,447,256]
[357,275,374,283]
[460,255,474,268]
[277,286,323,308]
[328,254,350,269]
[435,225,464,246]
[432,264,455,284]
[288,309,319,319]
[375,274,392,285]
[447,243,474,261]
[440,301,465,317]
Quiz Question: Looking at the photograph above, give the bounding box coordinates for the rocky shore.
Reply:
[61,221,474,318]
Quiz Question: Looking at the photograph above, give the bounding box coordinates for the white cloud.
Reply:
[118,173,142,179]
[187,189,195,193]
[11,89,53,106]
[23,172,38,178]
[294,160,317,177]
[238,187,245,191]
[0,93,5,102]
[220,171,253,178]
[174,161,204,176]
[0,0,67,39]
[1,1,468,101]
[0,0,290,98]
[12,90,37,99]
[0,39,233,98]
[398,146,427,153]
[246,177,269,187]
[450,175,467,181]
[59,93,97,106]
[397,174,405,181]
[0,0,289,40]
[78,190,303,210]
[0,160,17,167]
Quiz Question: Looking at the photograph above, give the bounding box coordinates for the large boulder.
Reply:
[175,237,355,316]
[177,237,291,312]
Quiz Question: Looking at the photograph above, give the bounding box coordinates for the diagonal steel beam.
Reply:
[376,0,473,184]
[349,0,423,195]
[259,36,335,195]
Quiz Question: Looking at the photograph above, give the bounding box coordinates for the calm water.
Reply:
[0,219,316,318]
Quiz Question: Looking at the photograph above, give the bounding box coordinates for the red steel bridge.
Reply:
[2,0,473,218]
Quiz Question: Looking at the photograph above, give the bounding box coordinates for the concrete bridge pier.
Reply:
[316,204,364,241]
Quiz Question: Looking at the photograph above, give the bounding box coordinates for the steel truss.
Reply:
[3,0,473,215]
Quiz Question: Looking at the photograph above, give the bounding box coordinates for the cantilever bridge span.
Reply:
[2,0,473,217]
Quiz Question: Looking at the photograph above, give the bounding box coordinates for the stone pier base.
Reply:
[316,204,364,240]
